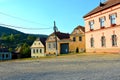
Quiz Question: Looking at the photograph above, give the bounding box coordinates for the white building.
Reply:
[31,38,46,58]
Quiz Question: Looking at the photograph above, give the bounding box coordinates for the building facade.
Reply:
[46,32,70,55]
[69,25,85,53]
[31,38,46,58]
[84,0,120,53]
[0,48,12,60]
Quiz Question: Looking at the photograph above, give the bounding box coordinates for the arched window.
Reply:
[90,37,94,47]
[112,34,117,46]
[101,36,106,47]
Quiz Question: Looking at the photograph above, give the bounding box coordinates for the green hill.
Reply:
[0,26,25,36]
[0,26,48,58]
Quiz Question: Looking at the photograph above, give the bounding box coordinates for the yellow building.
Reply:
[46,32,71,55]
[31,38,46,58]
[69,25,85,53]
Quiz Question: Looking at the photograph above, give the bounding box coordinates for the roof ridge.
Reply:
[83,0,120,18]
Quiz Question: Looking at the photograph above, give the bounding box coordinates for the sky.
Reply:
[0,0,103,35]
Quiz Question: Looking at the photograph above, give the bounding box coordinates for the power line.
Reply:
[0,23,52,30]
[0,11,50,27]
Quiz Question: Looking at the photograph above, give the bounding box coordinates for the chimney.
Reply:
[100,2,105,7]
[99,0,106,7]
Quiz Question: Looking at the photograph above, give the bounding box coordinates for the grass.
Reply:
[1,52,120,62]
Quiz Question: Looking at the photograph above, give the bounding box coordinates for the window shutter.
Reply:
[115,13,117,17]
[109,15,111,19]
[104,16,106,21]
[88,21,90,25]
[99,18,101,22]
[93,20,94,24]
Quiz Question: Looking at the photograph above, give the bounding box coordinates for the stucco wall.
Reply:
[84,4,120,53]
[69,35,85,53]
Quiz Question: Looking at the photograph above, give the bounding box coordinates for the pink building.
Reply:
[84,0,120,53]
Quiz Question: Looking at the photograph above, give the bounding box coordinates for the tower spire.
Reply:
[53,21,58,32]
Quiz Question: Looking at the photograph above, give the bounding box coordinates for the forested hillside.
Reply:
[0,26,48,58]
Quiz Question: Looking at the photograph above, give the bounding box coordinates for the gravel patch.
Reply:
[0,53,120,80]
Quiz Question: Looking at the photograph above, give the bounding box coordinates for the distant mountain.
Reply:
[0,26,48,38]
[29,34,48,38]
[0,26,25,36]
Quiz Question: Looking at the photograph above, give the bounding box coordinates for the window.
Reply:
[33,49,35,53]
[79,36,82,41]
[110,14,117,25]
[53,43,56,48]
[112,35,117,46]
[6,54,9,58]
[89,20,94,30]
[73,37,76,41]
[48,43,51,49]
[36,49,38,53]
[2,54,4,59]
[40,49,42,53]
[90,37,94,47]
[99,17,105,28]
[101,36,106,47]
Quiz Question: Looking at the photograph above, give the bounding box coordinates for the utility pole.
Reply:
[53,21,58,56]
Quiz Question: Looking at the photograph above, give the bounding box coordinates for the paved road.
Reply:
[0,53,120,80]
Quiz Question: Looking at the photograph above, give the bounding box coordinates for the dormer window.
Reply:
[89,20,94,31]
[99,17,106,28]
[110,13,117,26]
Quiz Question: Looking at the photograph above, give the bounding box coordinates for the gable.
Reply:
[46,32,69,42]
[71,29,84,35]
[71,26,85,35]
[31,40,44,48]
[46,35,59,42]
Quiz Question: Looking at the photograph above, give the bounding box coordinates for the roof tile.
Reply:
[84,0,120,18]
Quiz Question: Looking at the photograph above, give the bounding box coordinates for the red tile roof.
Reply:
[83,0,120,18]
[50,32,70,40]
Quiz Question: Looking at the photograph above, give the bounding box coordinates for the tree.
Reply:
[9,34,15,41]
[1,33,9,40]
[20,43,31,58]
